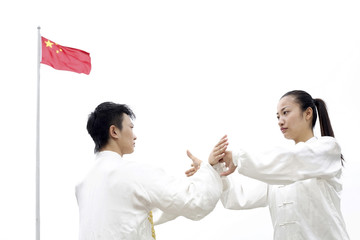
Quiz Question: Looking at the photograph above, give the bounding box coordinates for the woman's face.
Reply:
[277,96,313,143]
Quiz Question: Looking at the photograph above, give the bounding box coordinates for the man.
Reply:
[75,102,224,240]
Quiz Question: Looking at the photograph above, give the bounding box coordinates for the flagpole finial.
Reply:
[38,26,41,30]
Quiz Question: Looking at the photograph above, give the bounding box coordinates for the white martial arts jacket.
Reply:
[75,151,222,240]
[220,137,350,240]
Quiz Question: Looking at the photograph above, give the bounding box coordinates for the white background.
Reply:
[1,1,359,239]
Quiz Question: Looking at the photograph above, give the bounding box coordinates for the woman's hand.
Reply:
[209,135,228,166]
[220,150,237,176]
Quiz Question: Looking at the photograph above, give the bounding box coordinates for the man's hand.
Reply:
[208,135,228,166]
[185,150,202,177]
[219,150,237,176]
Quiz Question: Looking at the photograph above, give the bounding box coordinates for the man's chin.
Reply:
[283,134,292,140]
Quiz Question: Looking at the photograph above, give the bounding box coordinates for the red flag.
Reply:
[41,37,91,74]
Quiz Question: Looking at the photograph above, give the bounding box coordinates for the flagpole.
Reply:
[36,26,41,240]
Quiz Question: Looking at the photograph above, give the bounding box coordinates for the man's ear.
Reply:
[109,125,120,139]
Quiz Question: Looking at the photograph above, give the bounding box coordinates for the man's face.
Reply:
[117,114,137,155]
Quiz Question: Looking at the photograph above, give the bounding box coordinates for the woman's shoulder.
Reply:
[315,136,340,146]
[306,136,341,154]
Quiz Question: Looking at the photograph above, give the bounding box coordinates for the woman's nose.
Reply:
[278,117,284,126]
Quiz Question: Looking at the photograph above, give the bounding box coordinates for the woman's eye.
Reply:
[283,111,288,115]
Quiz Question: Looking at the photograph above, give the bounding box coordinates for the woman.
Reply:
[188,90,350,240]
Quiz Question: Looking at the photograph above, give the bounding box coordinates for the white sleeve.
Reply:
[152,208,177,226]
[220,173,268,210]
[142,162,223,222]
[208,163,268,210]
[234,137,343,185]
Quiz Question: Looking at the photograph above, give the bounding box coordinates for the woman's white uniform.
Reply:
[220,137,350,240]
[76,151,222,240]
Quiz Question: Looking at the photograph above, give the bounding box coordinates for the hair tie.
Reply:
[313,98,317,106]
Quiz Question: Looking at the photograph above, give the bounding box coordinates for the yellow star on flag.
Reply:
[45,40,54,48]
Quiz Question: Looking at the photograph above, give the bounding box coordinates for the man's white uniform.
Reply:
[76,151,222,240]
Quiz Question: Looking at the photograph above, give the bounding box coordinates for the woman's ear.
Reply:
[305,107,313,121]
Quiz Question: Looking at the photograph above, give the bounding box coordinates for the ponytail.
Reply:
[314,98,344,165]
[313,98,334,137]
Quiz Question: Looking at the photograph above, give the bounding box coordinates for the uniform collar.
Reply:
[306,136,318,143]
[96,150,123,160]
[295,136,317,145]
